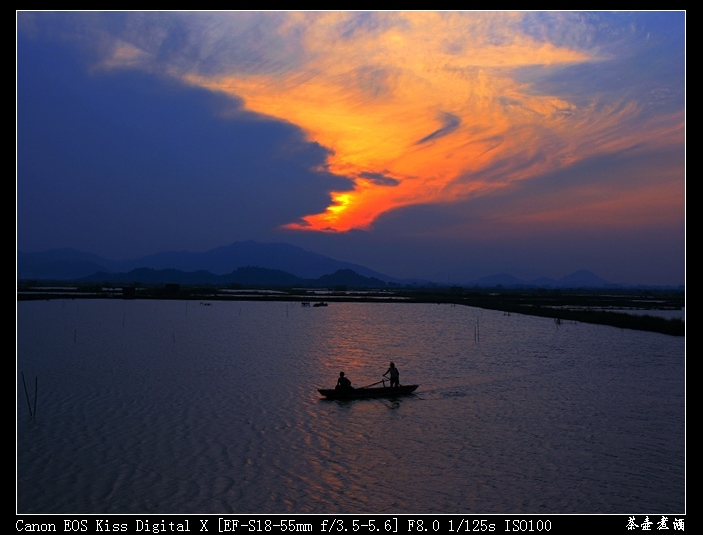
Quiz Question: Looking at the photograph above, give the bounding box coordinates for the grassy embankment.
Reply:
[404,288,685,337]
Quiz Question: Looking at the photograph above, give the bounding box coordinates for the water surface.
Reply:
[17,299,685,513]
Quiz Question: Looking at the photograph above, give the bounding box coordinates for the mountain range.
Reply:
[18,240,629,288]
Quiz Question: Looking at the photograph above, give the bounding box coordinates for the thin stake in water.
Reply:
[34,376,38,418]
[21,372,36,418]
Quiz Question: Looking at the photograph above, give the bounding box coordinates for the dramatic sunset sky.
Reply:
[17,12,685,285]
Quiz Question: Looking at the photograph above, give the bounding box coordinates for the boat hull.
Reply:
[318,385,418,400]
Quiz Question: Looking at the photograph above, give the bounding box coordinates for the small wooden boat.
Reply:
[318,384,418,400]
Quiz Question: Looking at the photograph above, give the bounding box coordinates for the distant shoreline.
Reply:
[17,284,685,337]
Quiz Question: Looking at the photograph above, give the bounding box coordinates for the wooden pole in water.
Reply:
[21,372,33,418]
[33,376,38,418]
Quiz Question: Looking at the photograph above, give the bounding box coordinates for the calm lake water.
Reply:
[17,299,685,514]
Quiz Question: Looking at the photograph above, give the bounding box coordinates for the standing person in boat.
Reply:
[336,371,352,390]
[383,362,400,388]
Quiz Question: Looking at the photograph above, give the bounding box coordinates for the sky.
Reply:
[16,12,685,286]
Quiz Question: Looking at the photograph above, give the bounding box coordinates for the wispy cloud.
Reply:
[23,11,683,237]
[415,113,462,145]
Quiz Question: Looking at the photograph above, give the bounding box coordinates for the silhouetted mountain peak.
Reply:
[18,242,634,288]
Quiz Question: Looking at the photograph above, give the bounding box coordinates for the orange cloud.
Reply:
[118,12,682,233]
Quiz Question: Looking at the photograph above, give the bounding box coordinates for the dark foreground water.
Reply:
[17,299,684,513]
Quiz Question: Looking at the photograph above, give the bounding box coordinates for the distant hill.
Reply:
[77,266,387,288]
[117,241,392,280]
[560,269,611,287]
[18,241,395,282]
[17,248,113,280]
[315,269,387,288]
[18,241,644,289]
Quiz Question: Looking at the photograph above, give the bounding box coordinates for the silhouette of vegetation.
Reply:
[399,287,685,336]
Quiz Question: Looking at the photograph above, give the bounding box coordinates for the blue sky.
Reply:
[17,12,685,285]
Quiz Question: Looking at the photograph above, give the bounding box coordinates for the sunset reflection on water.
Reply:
[18,299,684,513]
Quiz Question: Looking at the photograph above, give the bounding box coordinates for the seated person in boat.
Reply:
[336,371,353,390]
[383,362,400,387]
